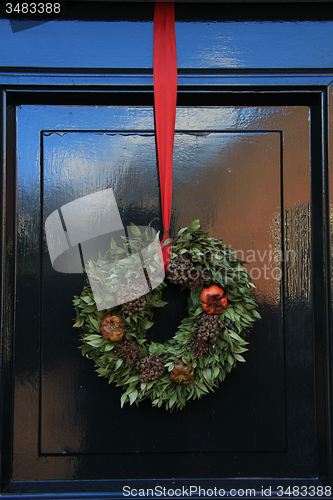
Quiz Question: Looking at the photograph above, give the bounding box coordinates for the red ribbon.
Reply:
[153,2,177,271]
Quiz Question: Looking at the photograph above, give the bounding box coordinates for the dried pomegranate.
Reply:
[100,314,126,342]
[200,285,228,314]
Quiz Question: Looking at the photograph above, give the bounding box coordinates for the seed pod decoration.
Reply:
[200,285,228,315]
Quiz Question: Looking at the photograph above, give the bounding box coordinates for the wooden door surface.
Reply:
[1,2,332,497]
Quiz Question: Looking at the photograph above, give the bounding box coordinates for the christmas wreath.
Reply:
[73,220,261,410]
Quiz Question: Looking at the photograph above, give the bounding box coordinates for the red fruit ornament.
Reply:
[200,285,228,315]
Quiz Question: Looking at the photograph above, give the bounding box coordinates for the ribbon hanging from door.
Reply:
[153,2,177,271]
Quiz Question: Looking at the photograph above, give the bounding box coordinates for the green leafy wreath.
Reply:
[73,220,261,410]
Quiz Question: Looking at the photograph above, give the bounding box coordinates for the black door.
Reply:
[1,2,332,497]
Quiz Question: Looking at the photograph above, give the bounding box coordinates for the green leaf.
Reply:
[83,334,101,341]
[161,238,173,248]
[196,381,209,393]
[193,306,203,316]
[203,368,212,384]
[126,375,140,384]
[130,223,141,236]
[226,307,235,322]
[190,219,201,231]
[83,305,96,313]
[177,227,187,236]
[96,367,111,376]
[88,316,100,332]
[82,296,94,305]
[155,343,165,356]
[87,339,104,347]
[169,391,177,407]
[120,392,128,408]
[157,299,168,307]
[234,354,246,362]
[129,389,138,405]
[233,346,248,353]
[227,354,234,366]
[115,359,123,370]
[73,317,84,328]
[229,331,245,342]
[191,247,203,256]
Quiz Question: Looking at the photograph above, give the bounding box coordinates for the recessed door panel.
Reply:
[13,105,315,480]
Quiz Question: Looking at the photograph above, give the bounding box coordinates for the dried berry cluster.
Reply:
[190,338,209,359]
[121,295,146,316]
[188,272,209,292]
[136,354,165,382]
[196,313,224,343]
[114,340,139,365]
[190,314,224,358]
[116,282,147,316]
[168,255,192,285]
[168,254,207,287]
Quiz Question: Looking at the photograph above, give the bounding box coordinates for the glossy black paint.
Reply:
[0,1,332,497]
[4,97,324,483]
